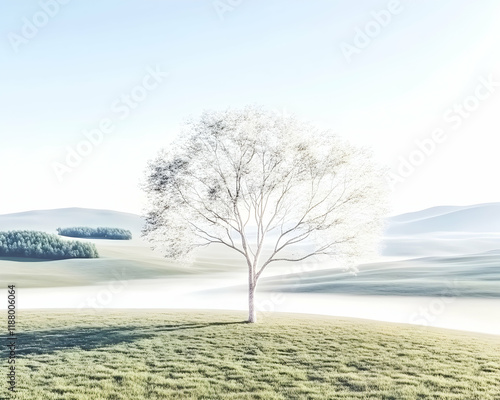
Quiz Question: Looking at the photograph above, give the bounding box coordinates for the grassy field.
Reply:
[2,310,499,399]
[0,240,247,288]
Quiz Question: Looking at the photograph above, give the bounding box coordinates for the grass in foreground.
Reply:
[2,309,500,399]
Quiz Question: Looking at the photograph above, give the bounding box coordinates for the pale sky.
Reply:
[1,0,500,216]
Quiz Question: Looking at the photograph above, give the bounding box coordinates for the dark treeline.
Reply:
[0,230,99,259]
[57,227,133,240]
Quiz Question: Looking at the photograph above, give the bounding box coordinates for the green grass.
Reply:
[3,309,500,399]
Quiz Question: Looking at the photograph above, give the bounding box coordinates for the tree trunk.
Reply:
[248,280,257,323]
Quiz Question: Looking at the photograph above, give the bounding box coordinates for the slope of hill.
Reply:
[6,310,500,399]
[381,233,500,257]
[385,203,500,235]
[0,208,144,236]
[0,208,248,288]
[1,204,499,292]
[389,205,466,223]
[255,250,500,297]
[382,203,500,257]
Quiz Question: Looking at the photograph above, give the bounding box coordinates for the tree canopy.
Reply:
[57,227,132,240]
[142,107,387,322]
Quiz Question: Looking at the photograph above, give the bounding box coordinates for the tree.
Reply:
[0,230,99,259]
[142,107,387,323]
[57,227,132,240]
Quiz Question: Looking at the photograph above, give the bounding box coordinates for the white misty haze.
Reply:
[1,0,500,215]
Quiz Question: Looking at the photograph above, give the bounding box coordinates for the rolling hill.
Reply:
[382,203,500,257]
[385,203,500,235]
[1,204,499,294]
[254,249,500,297]
[0,208,144,236]
[0,208,247,288]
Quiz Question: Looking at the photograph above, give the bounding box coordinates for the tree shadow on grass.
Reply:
[3,321,246,357]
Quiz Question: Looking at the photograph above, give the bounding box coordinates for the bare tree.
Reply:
[142,107,387,323]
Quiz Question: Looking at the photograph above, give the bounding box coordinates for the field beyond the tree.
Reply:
[4,309,500,399]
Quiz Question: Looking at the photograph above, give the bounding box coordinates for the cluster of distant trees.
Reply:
[57,227,133,240]
[0,230,99,259]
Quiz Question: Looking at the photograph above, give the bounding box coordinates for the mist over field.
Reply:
[1,203,499,334]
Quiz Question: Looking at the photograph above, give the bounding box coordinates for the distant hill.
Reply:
[385,203,500,235]
[0,208,144,236]
[1,203,499,261]
[1,205,499,294]
[0,208,247,288]
[255,249,500,297]
[382,203,500,257]
[389,205,466,223]
[2,203,498,240]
